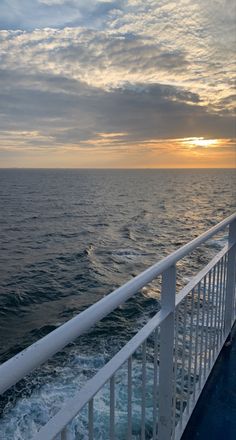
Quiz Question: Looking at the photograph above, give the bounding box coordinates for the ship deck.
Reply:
[182,329,236,440]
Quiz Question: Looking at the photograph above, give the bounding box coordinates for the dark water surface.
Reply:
[0,169,235,439]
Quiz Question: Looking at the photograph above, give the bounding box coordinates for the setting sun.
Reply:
[181,138,220,149]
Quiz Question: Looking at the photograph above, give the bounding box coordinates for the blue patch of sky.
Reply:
[0,0,124,30]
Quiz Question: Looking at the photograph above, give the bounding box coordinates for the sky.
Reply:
[0,0,235,168]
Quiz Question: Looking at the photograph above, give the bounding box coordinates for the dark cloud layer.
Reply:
[0,67,234,150]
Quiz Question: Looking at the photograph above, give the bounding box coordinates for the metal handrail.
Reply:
[33,240,234,440]
[33,309,169,440]
[0,212,236,395]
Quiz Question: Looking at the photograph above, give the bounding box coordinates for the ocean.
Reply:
[0,168,235,439]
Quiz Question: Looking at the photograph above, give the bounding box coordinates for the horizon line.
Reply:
[0,167,235,171]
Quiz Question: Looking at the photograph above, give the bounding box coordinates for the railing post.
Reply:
[158,265,176,440]
[224,219,236,340]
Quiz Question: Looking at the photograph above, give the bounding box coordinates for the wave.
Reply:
[110,248,152,262]
[0,350,156,440]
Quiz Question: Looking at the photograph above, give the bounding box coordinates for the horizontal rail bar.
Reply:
[0,212,235,394]
[176,244,230,307]
[33,308,169,440]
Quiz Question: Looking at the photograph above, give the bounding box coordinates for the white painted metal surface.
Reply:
[0,213,236,440]
[158,266,176,440]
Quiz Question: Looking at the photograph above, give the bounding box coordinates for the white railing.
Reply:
[0,213,236,440]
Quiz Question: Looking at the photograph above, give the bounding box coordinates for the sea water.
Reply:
[0,169,235,439]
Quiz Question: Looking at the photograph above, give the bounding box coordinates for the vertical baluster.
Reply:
[141,341,147,440]
[88,399,94,440]
[206,270,211,371]
[202,276,208,379]
[179,296,187,429]
[199,276,206,388]
[204,271,210,379]
[213,262,220,361]
[222,254,228,338]
[159,265,176,440]
[127,356,132,440]
[207,270,212,373]
[110,376,115,440]
[209,266,216,368]
[172,306,179,432]
[216,260,222,350]
[61,427,68,440]
[186,290,194,413]
[218,257,224,344]
[193,282,201,402]
[153,328,158,440]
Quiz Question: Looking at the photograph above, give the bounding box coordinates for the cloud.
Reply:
[0,11,235,114]
[0,1,235,167]
[0,63,235,154]
[0,28,189,86]
[39,1,71,5]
